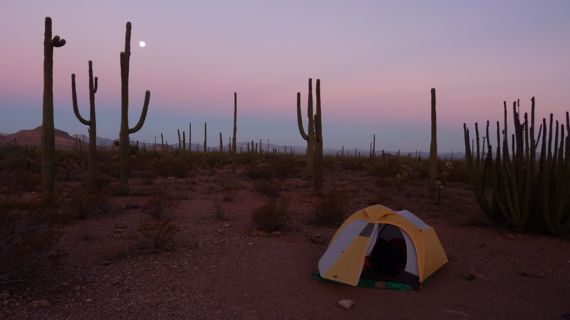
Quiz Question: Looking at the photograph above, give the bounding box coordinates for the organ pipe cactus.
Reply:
[464,98,569,233]
[71,61,98,186]
[119,22,150,193]
[42,17,66,198]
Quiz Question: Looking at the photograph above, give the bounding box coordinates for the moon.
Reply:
[139,41,146,48]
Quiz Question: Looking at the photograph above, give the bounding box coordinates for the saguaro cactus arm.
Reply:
[128,90,150,134]
[296,92,309,140]
[71,74,91,125]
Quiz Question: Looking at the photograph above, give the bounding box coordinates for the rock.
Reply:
[271,231,283,237]
[215,228,224,234]
[310,233,326,244]
[223,223,231,228]
[442,309,469,318]
[520,270,546,279]
[337,299,354,310]
[254,230,268,237]
[447,254,458,262]
[463,270,477,281]
[31,300,51,309]
[463,269,487,281]
[111,276,123,286]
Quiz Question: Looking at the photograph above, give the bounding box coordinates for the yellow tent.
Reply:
[318,204,448,289]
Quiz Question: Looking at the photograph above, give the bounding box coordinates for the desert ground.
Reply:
[0,150,569,320]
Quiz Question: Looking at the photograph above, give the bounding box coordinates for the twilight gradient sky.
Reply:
[1,0,569,152]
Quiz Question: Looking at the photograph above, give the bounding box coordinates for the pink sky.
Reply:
[0,0,569,152]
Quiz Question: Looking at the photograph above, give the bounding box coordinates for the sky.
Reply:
[0,0,569,153]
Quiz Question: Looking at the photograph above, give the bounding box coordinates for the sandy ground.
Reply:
[1,166,569,320]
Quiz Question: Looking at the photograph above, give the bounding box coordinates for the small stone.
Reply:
[31,300,51,309]
[310,233,326,244]
[463,270,477,281]
[247,242,253,246]
[337,299,354,310]
[520,270,545,279]
[99,260,112,267]
[111,276,123,286]
[223,223,231,228]
[271,231,283,237]
[216,229,224,234]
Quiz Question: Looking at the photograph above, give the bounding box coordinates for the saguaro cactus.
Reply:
[119,22,150,192]
[297,79,316,177]
[232,92,238,154]
[313,79,324,192]
[429,88,438,185]
[42,17,66,198]
[72,60,98,186]
[203,122,207,153]
[296,78,323,192]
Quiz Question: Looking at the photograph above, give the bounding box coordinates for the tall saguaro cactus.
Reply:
[119,22,150,192]
[429,88,438,185]
[297,78,316,177]
[296,78,324,192]
[42,17,66,198]
[72,61,98,186]
[232,92,238,154]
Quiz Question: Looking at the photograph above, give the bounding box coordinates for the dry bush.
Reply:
[152,157,190,178]
[68,190,112,219]
[251,198,290,232]
[311,188,352,227]
[141,191,176,220]
[137,219,180,252]
[254,179,282,197]
[245,162,274,180]
[0,198,59,284]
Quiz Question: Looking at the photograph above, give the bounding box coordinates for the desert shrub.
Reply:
[141,191,176,220]
[311,188,352,227]
[245,162,274,180]
[137,219,180,252]
[251,198,289,232]
[152,157,190,178]
[0,199,59,284]
[254,179,282,197]
[68,191,112,219]
[213,199,229,220]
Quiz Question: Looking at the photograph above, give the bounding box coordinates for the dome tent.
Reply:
[318,204,448,289]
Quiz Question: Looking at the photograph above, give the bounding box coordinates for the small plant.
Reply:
[213,198,229,221]
[254,179,282,197]
[141,191,176,220]
[137,219,179,252]
[0,198,59,283]
[68,190,112,219]
[311,188,351,227]
[251,198,290,232]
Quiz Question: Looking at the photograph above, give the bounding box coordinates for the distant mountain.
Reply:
[0,126,77,149]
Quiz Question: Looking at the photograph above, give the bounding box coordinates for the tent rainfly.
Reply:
[318,204,448,289]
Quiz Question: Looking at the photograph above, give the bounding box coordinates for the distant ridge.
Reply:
[0,126,77,149]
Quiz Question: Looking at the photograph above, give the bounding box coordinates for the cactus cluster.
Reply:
[41,17,66,198]
[119,22,151,192]
[463,98,570,233]
[296,78,324,192]
[71,61,98,186]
